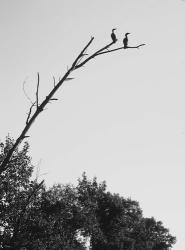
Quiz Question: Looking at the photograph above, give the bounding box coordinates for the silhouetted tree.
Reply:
[0,137,44,249]
[0,33,145,175]
[0,143,176,249]
[76,173,176,250]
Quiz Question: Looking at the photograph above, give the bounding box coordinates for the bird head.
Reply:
[112,28,116,32]
[125,32,130,36]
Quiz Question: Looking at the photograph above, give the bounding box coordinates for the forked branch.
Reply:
[0,36,145,174]
[74,41,115,69]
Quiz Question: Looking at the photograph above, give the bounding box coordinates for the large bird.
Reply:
[123,33,130,48]
[111,28,117,43]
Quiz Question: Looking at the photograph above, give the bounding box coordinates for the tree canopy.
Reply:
[0,137,176,249]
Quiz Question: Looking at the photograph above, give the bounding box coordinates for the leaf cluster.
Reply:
[0,138,176,250]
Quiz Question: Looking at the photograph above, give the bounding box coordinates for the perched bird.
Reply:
[123,33,130,48]
[111,28,117,43]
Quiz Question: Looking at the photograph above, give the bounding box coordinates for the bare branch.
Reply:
[71,36,94,70]
[0,35,145,174]
[97,44,146,55]
[127,44,146,48]
[65,77,74,81]
[23,136,30,139]
[74,40,115,69]
[50,98,58,101]
[0,38,95,173]
[26,102,36,124]
[76,53,89,65]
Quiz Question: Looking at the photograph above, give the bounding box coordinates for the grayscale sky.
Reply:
[0,0,185,249]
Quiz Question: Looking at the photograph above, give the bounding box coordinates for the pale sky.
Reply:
[0,0,185,249]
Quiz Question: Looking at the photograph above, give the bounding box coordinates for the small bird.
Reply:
[111,28,117,43]
[123,33,130,48]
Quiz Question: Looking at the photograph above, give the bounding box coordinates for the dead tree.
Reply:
[0,35,145,174]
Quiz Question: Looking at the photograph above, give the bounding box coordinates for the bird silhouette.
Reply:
[111,28,117,43]
[123,33,130,48]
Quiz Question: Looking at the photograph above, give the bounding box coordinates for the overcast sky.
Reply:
[0,0,185,249]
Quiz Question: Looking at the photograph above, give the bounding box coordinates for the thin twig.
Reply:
[65,78,74,81]
[26,102,36,124]
[76,53,89,65]
[50,98,58,101]
[53,76,56,87]
[36,73,40,109]
[71,37,94,70]
[23,77,34,105]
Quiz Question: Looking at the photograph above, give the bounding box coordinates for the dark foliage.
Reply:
[0,138,176,249]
